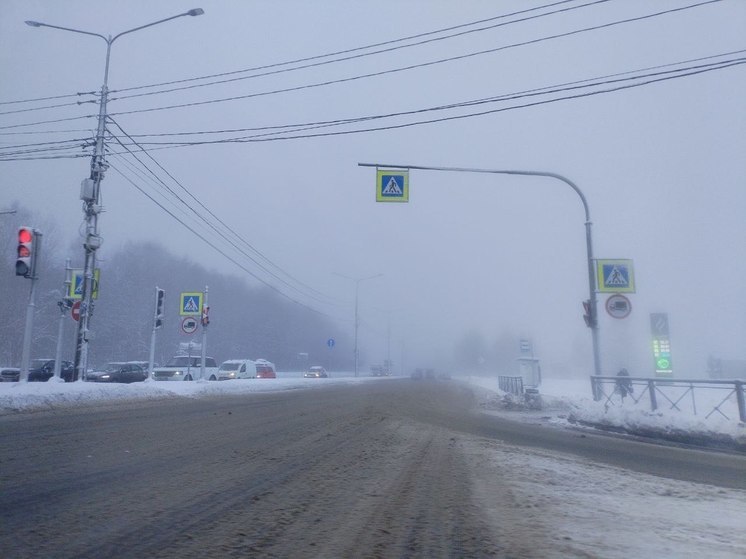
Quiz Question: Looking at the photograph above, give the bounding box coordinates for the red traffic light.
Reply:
[15,226,35,278]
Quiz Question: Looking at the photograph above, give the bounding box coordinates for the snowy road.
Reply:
[1,379,744,558]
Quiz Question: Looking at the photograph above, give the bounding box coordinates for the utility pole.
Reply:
[26,8,205,382]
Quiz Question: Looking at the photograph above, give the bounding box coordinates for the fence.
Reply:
[498,375,524,396]
[590,375,746,422]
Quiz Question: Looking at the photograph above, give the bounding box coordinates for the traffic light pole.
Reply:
[19,231,42,382]
[53,259,73,380]
[358,162,602,377]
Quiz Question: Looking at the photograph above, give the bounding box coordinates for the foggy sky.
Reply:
[2,0,745,376]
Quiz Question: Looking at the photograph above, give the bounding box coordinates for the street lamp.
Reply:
[26,9,204,379]
[334,272,383,377]
[359,162,602,377]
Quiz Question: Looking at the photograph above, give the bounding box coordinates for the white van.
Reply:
[216,359,256,380]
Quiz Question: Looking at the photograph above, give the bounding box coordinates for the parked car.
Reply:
[127,361,157,375]
[255,359,276,379]
[152,355,219,381]
[215,359,256,381]
[0,367,20,382]
[86,362,148,384]
[27,359,75,382]
[304,366,328,378]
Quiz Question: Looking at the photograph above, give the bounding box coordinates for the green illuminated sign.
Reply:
[650,313,673,377]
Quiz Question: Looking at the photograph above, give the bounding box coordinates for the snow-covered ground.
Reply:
[1,373,744,444]
[2,373,745,557]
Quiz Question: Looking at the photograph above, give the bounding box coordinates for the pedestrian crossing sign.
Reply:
[180,292,203,315]
[376,169,409,202]
[68,269,101,300]
[596,259,635,293]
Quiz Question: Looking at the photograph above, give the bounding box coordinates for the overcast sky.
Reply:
[2,0,745,376]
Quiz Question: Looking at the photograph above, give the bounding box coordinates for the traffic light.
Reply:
[582,299,595,328]
[154,288,165,329]
[201,305,210,326]
[15,226,35,278]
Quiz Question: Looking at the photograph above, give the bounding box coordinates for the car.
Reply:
[304,366,328,378]
[255,359,276,379]
[152,355,219,381]
[0,367,20,382]
[215,359,256,381]
[27,359,76,382]
[86,362,148,383]
[127,361,157,375]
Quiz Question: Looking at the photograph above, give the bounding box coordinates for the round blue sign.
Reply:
[327,338,335,348]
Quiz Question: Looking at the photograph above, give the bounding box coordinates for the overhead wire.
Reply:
[105,0,724,119]
[106,118,340,308]
[110,0,612,102]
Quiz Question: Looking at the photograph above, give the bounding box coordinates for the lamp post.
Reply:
[358,162,602,377]
[334,272,383,377]
[26,9,204,380]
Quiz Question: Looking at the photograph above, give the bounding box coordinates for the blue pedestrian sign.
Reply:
[327,338,335,348]
[376,169,409,203]
[596,259,635,293]
[68,269,100,300]
[180,292,203,316]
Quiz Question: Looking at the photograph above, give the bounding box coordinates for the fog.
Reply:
[1,0,744,376]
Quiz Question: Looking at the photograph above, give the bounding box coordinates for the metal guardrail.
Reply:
[590,376,746,422]
[498,376,524,396]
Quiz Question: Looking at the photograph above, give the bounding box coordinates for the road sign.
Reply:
[376,169,409,202]
[71,300,81,322]
[180,292,203,315]
[327,338,335,348]
[605,294,631,319]
[181,316,199,335]
[596,259,635,293]
[68,269,101,299]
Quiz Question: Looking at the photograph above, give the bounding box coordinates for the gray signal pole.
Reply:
[359,162,602,377]
[53,259,73,380]
[19,230,42,382]
[26,9,205,381]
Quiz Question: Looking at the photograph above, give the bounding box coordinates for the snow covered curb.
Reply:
[463,376,746,453]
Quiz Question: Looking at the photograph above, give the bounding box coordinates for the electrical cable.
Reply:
[107,161,339,317]
[106,122,340,307]
[106,0,724,119]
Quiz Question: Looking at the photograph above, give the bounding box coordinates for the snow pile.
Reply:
[466,376,746,449]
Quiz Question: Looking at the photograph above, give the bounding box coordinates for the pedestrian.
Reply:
[616,368,633,400]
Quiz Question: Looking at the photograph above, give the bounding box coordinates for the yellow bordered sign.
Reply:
[376,169,409,202]
[180,292,203,316]
[596,259,635,293]
[68,269,101,300]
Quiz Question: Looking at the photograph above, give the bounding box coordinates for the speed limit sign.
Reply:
[180,316,198,335]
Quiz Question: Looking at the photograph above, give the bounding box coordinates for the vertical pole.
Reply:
[19,231,42,382]
[735,381,746,423]
[53,259,72,379]
[200,285,208,380]
[74,39,111,383]
[354,281,359,377]
[648,379,658,411]
[148,286,159,381]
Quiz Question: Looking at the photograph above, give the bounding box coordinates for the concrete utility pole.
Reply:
[334,272,383,377]
[26,9,205,380]
[359,162,602,377]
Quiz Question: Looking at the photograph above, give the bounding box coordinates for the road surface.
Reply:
[1,379,744,558]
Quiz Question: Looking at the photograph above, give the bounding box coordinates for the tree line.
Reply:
[0,204,351,371]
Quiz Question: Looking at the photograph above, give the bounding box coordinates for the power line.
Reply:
[110,0,611,102]
[107,160,339,318]
[106,119,340,307]
[110,0,589,96]
[105,0,725,119]
[103,55,745,151]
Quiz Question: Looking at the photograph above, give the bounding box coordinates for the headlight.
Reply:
[101,374,110,379]
[173,371,182,375]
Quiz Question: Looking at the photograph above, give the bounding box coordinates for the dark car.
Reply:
[27,359,76,382]
[304,366,328,378]
[0,367,20,382]
[86,362,148,384]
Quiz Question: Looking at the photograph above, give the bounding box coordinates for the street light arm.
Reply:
[111,8,204,44]
[25,20,107,42]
